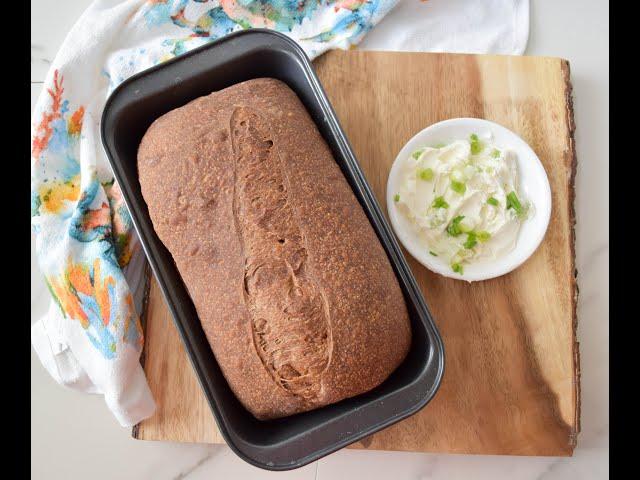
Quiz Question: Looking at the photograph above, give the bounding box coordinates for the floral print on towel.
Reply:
[32,70,141,360]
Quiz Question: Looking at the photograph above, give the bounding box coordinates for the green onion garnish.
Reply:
[491,149,500,158]
[411,149,424,160]
[429,251,438,256]
[463,231,477,249]
[452,263,464,274]
[433,142,447,148]
[432,196,449,209]
[447,215,465,237]
[477,231,491,242]
[394,194,400,202]
[470,133,483,154]
[459,222,473,233]
[506,191,523,215]
[451,180,466,194]
[419,168,434,181]
[487,196,499,206]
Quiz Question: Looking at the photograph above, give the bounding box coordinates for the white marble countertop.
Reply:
[31,0,609,478]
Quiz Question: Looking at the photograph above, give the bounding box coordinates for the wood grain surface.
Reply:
[133,50,579,456]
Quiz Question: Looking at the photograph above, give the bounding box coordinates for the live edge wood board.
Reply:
[133,50,580,456]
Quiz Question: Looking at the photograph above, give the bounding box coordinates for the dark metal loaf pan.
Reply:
[101,29,444,471]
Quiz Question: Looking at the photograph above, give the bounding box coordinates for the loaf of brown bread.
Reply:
[137,78,411,420]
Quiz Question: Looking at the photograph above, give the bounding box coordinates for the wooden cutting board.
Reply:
[133,50,580,456]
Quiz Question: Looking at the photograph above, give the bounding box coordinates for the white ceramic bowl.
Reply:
[386,118,552,282]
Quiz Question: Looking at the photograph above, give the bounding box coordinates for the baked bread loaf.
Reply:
[137,78,411,420]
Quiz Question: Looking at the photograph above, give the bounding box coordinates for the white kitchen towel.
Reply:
[360,0,529,54]
[31,0,529,427]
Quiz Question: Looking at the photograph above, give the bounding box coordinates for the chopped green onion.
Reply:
[477,231,491,242]
[487,196,499,206]
[491,149,501,158]
[394,194,400,202]
[433,142,447,148]
[506,191,523,215]
[432,196,449,209]
[447,215,465,237]
[419,168,434,181]
[459,221,473,233]
[463,231,477,249]
[452,263,464,274]
[470,133,483,154]
[429,251,438,256]
[451,180,467,194]
[411,149,424,160]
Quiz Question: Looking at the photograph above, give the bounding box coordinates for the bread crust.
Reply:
[137,78,411,419]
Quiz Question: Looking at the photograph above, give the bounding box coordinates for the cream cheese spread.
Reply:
[393,133,533,275]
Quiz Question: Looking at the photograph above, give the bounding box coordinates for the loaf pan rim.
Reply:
[101,28,444,471]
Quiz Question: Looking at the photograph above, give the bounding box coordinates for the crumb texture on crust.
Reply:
[230,107,331,402]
